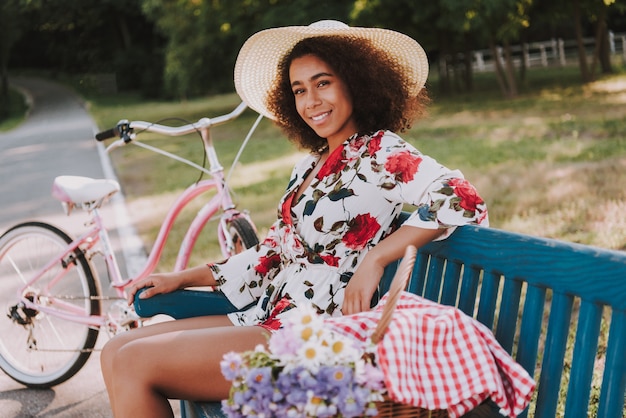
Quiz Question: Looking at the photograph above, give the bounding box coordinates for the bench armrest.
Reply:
[133,288,240,320]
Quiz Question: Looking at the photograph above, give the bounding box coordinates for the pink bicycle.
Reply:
[0,102,261,388]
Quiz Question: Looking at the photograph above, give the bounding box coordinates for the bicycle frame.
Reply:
[14,102,261,332]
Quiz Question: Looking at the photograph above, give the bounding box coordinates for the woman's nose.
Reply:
[305,90,321,108]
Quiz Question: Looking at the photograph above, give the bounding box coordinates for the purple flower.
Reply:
[315,403,338,418]
[245,367,274,397]
[284,387,308,406]
[339,397,362,418]
[232,389,247,405]
[275,368,297,393]
[220,399,241,417]
[364,402,380,416]
[338,385,371,418]
[295,368,318,390]
[220,351,243,381]
[322,365,353,389]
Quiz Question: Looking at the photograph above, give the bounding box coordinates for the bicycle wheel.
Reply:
[0,222,101,388]
[227,216,259,254]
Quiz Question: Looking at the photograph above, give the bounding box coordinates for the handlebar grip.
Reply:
[95,127,118,141]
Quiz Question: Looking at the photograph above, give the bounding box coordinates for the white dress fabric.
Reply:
[210,130,489,328]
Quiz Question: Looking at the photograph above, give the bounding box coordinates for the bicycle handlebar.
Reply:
[95,127,119,141]
[95,101,248,142]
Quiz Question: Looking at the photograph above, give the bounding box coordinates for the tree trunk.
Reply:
[463,33,474,92]
[489,39,514,99]
[0,28,10,119]
[596,5,612,74]
[519,31,528,84]
[437,30,451,95]
[117,15,132,49]
[489,40,506,97]
[599,27,612,74]
[573,0,592,82]
[503,40,518,98]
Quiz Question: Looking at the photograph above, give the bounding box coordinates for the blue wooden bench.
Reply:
[137,218,626,418]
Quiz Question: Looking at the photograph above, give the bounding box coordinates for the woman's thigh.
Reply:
[104,315,234,355]
[136,315,234,337]
[119,324,269,400]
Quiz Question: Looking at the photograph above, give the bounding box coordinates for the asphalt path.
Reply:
[0,77,177,417]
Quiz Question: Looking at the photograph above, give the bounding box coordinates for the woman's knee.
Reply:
[101,330,138,376]
[105,337,151,385]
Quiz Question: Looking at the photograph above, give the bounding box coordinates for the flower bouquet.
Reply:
[220,305,386,418]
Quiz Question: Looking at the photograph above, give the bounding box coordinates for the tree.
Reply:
[463,0,533,99]
[0,0,28,119]
[141,0,353,99]
[351,0,532,98]
[5,0,163,97]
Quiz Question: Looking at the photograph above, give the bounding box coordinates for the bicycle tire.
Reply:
[0,222,101,388]
[227,217,259,254]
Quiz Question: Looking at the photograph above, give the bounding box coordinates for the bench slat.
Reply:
[535,292,573,418]
[440,260,462,307]
[597,309,626,418]
[494,278,523,353]
[516,285,545,375]
[565,300,602,416]
[476,272,500,328]
[424,255,446,301]
[458,265,481,317]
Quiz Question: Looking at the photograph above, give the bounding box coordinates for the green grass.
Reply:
[0,87,29,131]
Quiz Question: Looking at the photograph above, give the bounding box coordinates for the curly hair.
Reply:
[265,35,429,153]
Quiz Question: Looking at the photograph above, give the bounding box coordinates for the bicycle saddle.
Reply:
[52,175,120,206]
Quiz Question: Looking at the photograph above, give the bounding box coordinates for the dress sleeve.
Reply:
[209,238,275,309]
[374,131,488,239]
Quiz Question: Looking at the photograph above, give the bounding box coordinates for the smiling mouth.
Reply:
[310,111,331,122]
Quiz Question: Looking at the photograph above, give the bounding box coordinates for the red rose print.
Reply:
[349,136,365,153]
[342,213,381,250]
[320,254,340,267]
[448,178,485,212]
[261,225,279,248]
[368,134,382,156]
[260,297,293,331]
[384,150,422,183]
[317,150,347,179]
[254,253,282,275]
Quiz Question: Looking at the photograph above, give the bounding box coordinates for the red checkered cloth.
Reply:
[325,293,535,418]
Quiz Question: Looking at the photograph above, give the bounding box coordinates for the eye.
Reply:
[317,80,330,88]
[292,87,305,96]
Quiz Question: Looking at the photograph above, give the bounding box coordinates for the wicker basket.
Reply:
[368,246,449,418]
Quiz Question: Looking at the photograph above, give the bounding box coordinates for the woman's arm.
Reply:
[342,225,444,315]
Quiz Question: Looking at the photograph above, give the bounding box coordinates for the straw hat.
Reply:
[234,20,429,120]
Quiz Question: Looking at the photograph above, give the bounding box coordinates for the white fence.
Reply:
[468,31,626,72]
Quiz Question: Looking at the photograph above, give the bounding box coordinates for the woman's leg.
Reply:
[101,316,269,418]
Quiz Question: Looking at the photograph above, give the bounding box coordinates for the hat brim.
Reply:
[234,23,429,120]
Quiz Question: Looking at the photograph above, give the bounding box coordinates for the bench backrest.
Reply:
[378,218,626,418]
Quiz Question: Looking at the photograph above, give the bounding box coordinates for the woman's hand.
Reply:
[342,226,444,315]
[125,265,217,306]
[342,255,384,315]
[125,272,184,306]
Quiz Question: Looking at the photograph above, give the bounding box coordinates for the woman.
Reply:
[101,20,488,417]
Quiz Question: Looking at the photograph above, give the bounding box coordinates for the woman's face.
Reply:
[289,54,357,148]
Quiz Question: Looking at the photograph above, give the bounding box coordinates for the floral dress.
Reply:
[210,130,488,329]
